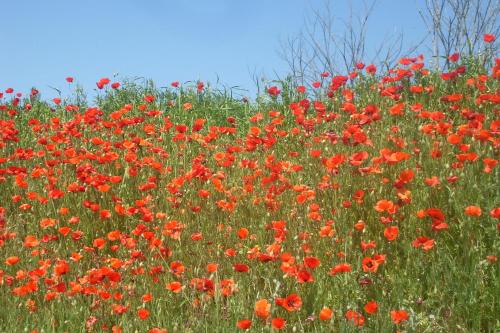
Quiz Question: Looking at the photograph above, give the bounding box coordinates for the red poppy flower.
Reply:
[267,86,281,96]
[391,309,409,324]
[329,263,352,275]
[166,281,183,293]
[345,309,365,327]
[233,263,249,273]
[236,319,252,330]
[275,294,302,312]
[383,226,399,241]
[271,317,286,329]
[304,256,321,269]
[137,308,149,320]
[484,34,496,43]
[448,53,459,62]
[364,301,378,314]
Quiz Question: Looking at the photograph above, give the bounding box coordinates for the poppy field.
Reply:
[0,52,499,332]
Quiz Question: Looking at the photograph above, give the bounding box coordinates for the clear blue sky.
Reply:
[0,1,425,99]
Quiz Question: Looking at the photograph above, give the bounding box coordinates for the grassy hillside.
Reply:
[0,56,499,332]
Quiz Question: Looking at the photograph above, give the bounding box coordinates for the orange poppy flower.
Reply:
[237,228,249,239]
[166,281,183,293]
[319,307,333,321]
[24,235,39,248]
[465,206,481,216]
[5,256,20,265]
[374,200,396,214]
[383,226,399,241]
[148,329,167,333]
[206,263,218,273]
[254,299,271,319]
